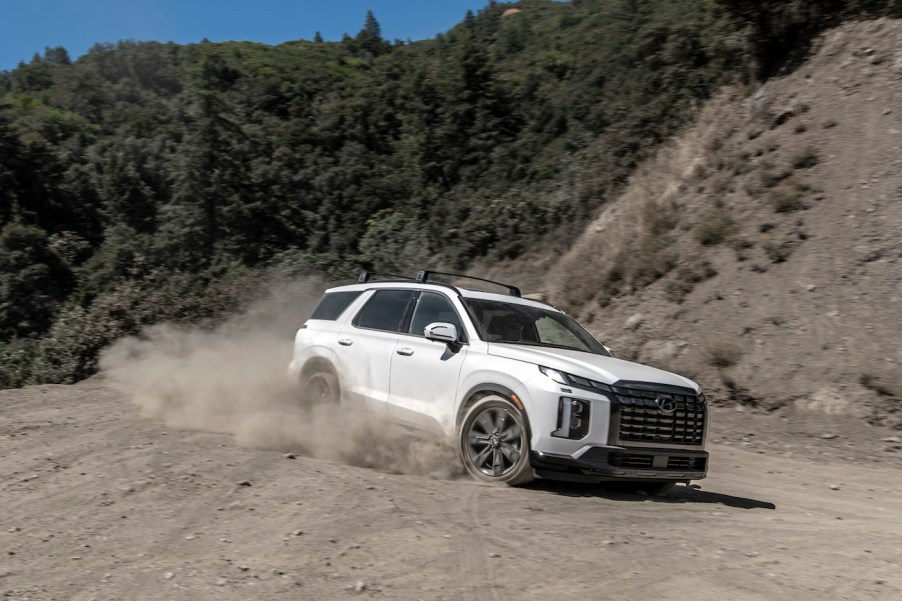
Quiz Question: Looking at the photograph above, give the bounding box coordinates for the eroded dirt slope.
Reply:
[543,18,902,425]
[2,378,902,601]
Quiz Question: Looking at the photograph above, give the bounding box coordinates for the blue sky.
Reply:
[0,0,496,71]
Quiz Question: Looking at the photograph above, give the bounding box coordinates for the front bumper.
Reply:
[530,446,708,484]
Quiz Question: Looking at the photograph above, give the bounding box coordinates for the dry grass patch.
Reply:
[703,338,743,368]
[789,146,820,169]
[694,211,736,245]
[757,161,792,189]
[666,260,717,302]
[768,179,809,212]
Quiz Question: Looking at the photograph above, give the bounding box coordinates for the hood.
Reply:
[487,343,700,392]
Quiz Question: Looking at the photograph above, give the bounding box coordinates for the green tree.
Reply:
[0,223,74,339]
[0,107,21,226]
[356,10,388,55]
[43,46,71,66]
[157,52,247,269]
[358,210,429,273]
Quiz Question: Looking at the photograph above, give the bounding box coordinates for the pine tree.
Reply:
[356,10,386,55]
[362,10,381,40]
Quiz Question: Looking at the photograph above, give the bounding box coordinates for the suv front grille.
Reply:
[612,384,706,446]
[606,451,707,472]
[666,456,707,470]
[608,452,653,469]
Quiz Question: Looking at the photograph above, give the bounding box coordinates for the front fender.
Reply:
[454,358,544,437]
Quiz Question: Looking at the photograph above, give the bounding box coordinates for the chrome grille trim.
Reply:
[610,383,706,446]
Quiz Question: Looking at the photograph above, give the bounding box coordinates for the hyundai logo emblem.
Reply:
[655,395,677,414]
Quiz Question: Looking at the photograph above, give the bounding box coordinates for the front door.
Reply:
[388,291,467,433]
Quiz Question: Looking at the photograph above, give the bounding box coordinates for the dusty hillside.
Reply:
[548,18,902,427]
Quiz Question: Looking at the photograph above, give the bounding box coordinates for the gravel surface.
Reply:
[2,377,901,600]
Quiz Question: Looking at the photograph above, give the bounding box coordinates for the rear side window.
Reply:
[310,291,363,320]
[353,290,416,332]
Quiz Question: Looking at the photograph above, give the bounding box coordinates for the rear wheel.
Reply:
[459,395,534,486]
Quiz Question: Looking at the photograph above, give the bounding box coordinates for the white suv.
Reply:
[289,271,708,490]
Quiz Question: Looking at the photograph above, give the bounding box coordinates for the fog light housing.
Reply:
[552,397,590,439]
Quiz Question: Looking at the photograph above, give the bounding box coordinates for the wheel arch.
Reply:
[299,356,339,382]
[456,383,532,442]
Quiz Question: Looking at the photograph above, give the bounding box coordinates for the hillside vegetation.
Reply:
[1,0,899,387]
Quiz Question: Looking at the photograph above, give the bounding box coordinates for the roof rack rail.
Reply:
[415,270,521,297]
[357,271,416,284]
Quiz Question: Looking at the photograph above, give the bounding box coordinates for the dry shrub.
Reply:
[694,211,736,245]
[789,146,820,169]
[703,338,743,368]
[768,179,809,212]
[628,239,678,288]
[666,260,718,302]
[758,162,792,188]
[763,240,795,263]
[859,372,900,399]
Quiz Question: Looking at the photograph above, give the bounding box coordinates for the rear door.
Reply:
[387,291,468,433]
[335,289,416,415]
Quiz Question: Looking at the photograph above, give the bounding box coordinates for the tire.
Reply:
[459,395,534,486]
[301,370,340,408]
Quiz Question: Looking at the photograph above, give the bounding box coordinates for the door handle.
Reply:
[338,338,353,346]
[396,347,414,356]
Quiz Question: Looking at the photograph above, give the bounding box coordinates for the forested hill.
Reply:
[0,0,897,388]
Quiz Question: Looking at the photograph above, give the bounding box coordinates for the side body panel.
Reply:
[332,324,396,415]
[387,337,468,432]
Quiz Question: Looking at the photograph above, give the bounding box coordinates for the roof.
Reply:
[324,281,559,311]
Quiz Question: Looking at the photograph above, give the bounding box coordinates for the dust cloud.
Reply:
[99,278,462,479]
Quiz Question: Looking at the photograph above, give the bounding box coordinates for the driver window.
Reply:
[408,292,462,337]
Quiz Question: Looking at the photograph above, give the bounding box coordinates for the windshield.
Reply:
[463,298,611,356]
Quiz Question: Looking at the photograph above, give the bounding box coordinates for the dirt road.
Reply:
[2,377,901,600]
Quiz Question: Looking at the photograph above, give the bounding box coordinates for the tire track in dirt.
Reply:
[449,486,502,601]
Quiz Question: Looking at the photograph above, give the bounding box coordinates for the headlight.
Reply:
[539,365,568,384]
[538,365,613,394]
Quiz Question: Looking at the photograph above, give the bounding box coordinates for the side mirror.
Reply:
[424,322,458,344]
[603,345,615,357]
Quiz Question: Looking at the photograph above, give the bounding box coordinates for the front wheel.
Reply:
[459,395,534,486]
[300,371,339,408]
